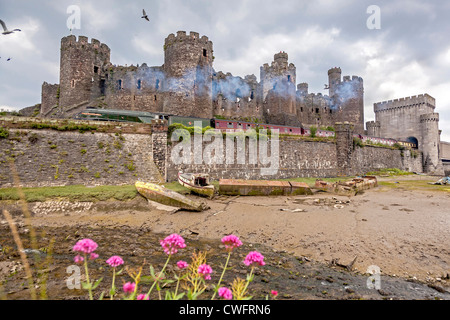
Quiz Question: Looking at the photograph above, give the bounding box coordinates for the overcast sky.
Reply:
[0,0,449,141]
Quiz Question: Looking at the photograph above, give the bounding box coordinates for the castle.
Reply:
[367,94,445,175]
[40,31,365,133]
[38,31,447,175]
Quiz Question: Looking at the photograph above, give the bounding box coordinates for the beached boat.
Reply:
[135,181,209,212]
[178,172,215,199]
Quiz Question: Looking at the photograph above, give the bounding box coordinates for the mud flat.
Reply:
[0,175,449,300]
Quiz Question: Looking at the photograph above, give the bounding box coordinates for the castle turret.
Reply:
[59,35,110,109]
[260,52,298,125]
[328,67,341,98]
[420,113,444,175]
[366,120,381,137]
[162,31,213,118]
[297,83,308,97]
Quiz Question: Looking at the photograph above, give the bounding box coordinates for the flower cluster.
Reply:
[160,234,186,255]
[106,256,124,268]
[218,287,233,300]
[73,238,99,263]
[221,234,243,252]
[197,264,213,280]
[177,260,189,270]
[70,233,276,300]
[243,251,265,267]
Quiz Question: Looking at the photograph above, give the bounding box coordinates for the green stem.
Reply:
[146,254,171,298]
[242,266,255,296]
[110,268,116,300]
[83,254,93,300]
[174,275,181,299]
[211,251,231,300]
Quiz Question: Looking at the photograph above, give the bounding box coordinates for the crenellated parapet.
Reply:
[374,94,435,113]
[420,113,439,123]
[61,35,110,56]
[164,31,213,51]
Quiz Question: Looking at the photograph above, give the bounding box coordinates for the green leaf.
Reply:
[115,268,124,276]
[175,292,185,300]
[92,277,103,290]
[81,281,91,290]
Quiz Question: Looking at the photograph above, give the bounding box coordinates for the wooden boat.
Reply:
[135,181,209,212]
[178,172,215,199]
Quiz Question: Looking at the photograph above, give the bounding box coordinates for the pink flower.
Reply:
[243,251,265,267]
[197,264,213,280]
[160,234,186,255]
[106,256,124,268]
[221,234,243,252]
[73,238,98,254]
[123,282,136,294]
[177,260,189,270]
[74,255,84,264]
[137,294,149,300]
[89,253,99,260]
[218,287,233,300]
[271,290,278,297]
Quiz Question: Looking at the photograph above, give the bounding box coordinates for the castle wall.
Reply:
[165,123,420,182]
[0,117,162,188]
[41,82,59,116]
[441,142,450,159]
[1,117,422,187]
[104,65,163,113]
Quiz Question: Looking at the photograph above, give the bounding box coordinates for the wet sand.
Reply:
[25,175,450,284]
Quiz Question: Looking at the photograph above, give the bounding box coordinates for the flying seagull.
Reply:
[141,9,149,21]
[0,19,21,35]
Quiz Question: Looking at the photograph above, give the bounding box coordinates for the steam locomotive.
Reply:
[74,108,417,149]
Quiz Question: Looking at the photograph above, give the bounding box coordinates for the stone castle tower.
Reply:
[162,31,213,119]
[367,94,444,175]
[260,52,298,126]
[327,67,364,133]
[59,35,111,109]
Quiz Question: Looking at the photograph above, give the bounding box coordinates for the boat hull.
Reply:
[178,173,215,199]
[135,181,209,212]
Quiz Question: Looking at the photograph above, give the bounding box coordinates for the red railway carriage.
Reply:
[213,119,304,135]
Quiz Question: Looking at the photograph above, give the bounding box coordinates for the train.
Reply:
[74,108,417,149]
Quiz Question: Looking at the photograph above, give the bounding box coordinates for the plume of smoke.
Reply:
[213,74,251,101]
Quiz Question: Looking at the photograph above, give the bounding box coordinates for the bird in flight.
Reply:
[141,9,149,21]
[0,19,21,35]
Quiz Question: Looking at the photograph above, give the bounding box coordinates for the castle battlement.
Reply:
[420,113,439,123]
[366,120,380,127]
[328,67,342,75]
[164,31,212,47]
[374,93,436,113]
[61,35,110,52]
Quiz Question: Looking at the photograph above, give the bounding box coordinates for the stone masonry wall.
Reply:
[166,136,339,182]
[0,118,161,188]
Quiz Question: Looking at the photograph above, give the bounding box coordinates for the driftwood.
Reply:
[330,256,357,271]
